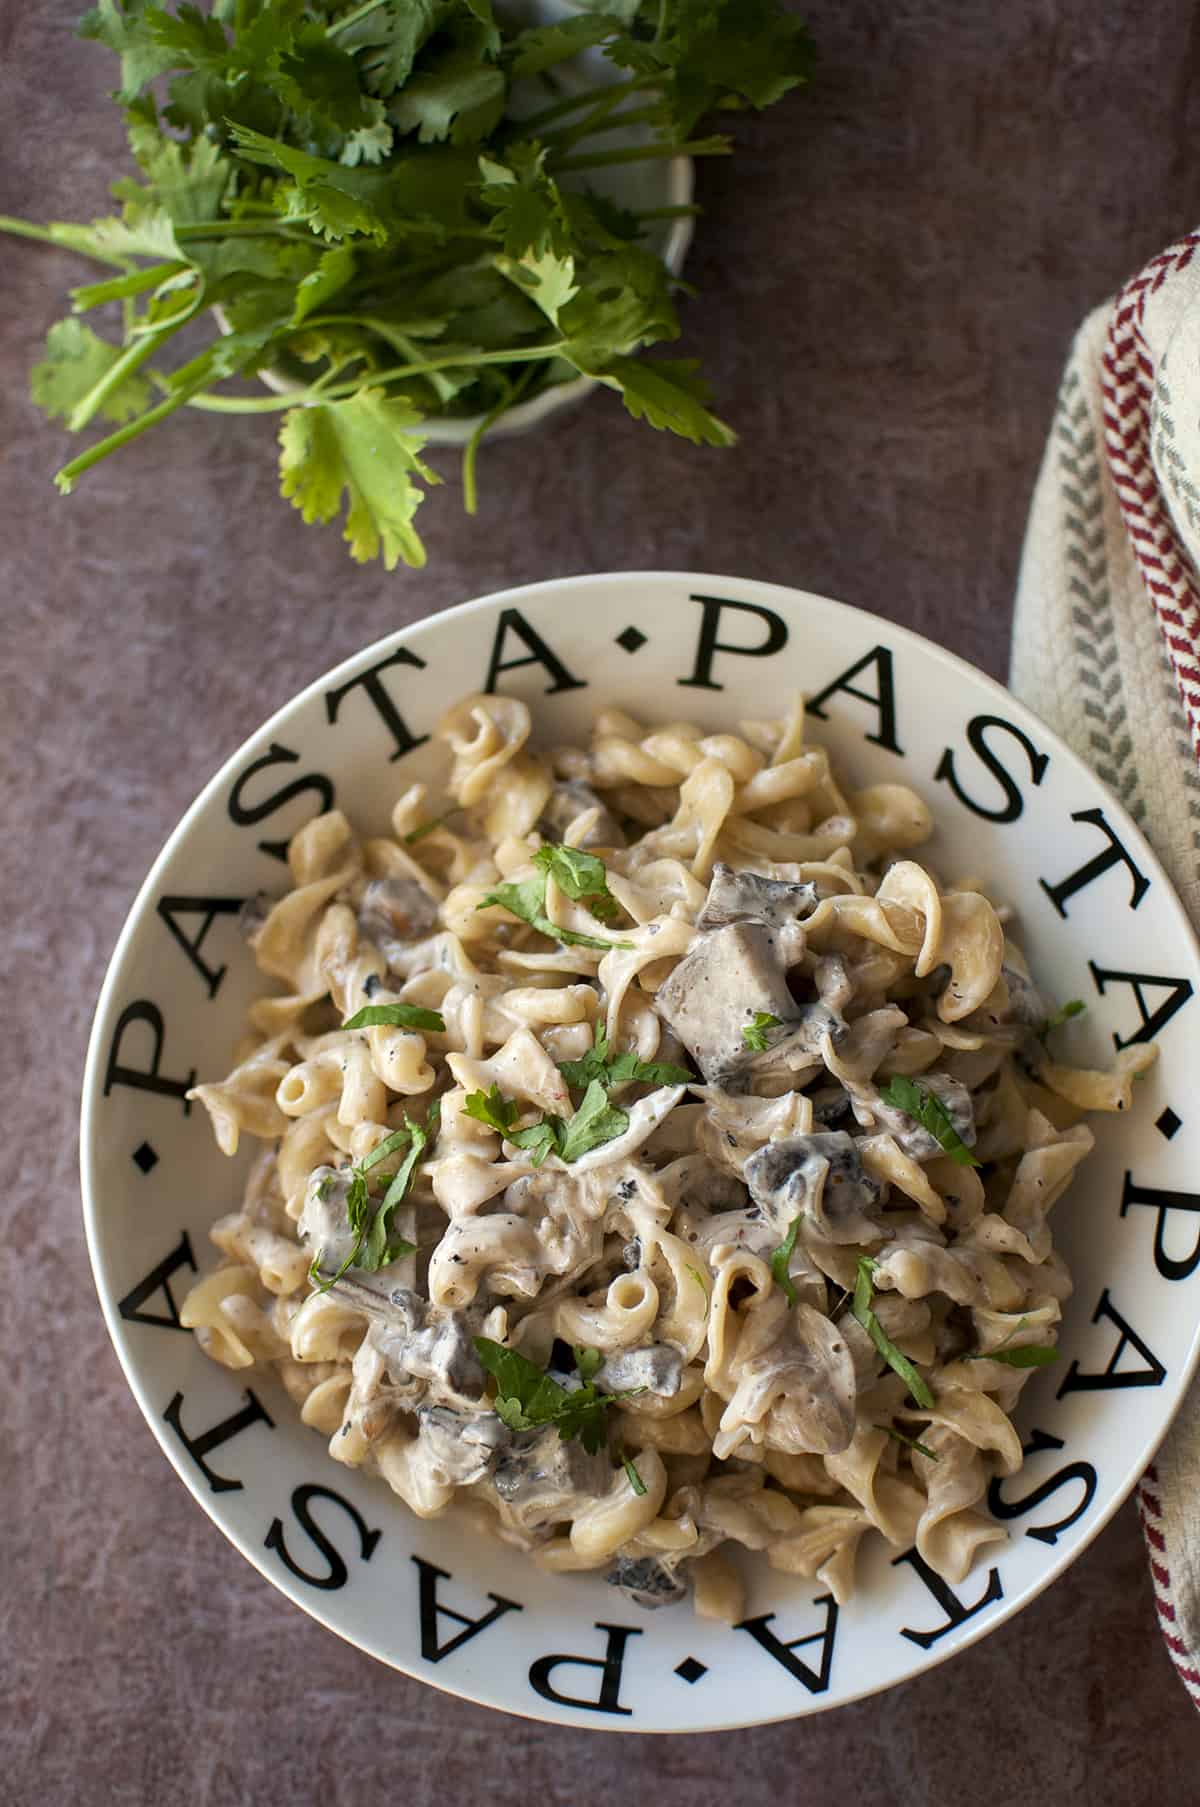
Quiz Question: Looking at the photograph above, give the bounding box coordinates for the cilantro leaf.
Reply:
[506,13,626,78]
[532,841,619,913]
[558,1021,692,1090]
[507,1118,560,1165]
[597,355,737,447]
[226,123,391,244]
[462,1084,520,1134]
[686,1263,709,1299]
[470,1076,630,1166]
[742,1011,782,1052]
[390,46,506,145]
[877,1423,940,1462]
[309,1115,439,1289]
[769,1214,801,1307]
[555,1077,629,1161]
[877,1075,979,1167]
[79,0,181,98]
[473,1336,628,1454]
[278,388,438,570]
[342,1003,446,1033]
[478,862,632,951]
[852,1257,935,1409]
[31,320,154,426]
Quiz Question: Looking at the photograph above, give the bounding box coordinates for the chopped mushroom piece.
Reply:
[358,877,439,948]
[416,1404,510,1486]
[490,1426,612,1530]
[596,1344,684,1397]
[697,863,818,933]
[745,1131,884,1243]
[538,780,627,849]
[655,922,802,1086]
[606,1554,687,1608]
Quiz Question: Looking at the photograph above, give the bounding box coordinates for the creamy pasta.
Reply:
[184,690,1156,1620]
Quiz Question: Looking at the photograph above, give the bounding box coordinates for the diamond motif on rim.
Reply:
[616,626,647,653]
[674,1657,707,1683]
[1156,1107,1183,1141]
[132,1141,159,1174]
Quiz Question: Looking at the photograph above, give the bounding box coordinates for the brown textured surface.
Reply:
[4,0,1200,1798]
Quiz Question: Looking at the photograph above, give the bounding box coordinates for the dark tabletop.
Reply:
[4,1,1200,1800]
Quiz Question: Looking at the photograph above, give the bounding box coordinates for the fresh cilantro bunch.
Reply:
[3,0,813,569]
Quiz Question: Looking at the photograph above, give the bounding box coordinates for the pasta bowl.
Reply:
[80,571,1200,1731]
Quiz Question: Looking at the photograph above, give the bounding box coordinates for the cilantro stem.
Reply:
[513,75,646,136]
[0,215,130,269]
[552,138,731,174]
[541,102,669,154]
[67,329,170,433]
[326,0,391,35]
[462,364,539,516]
[55,370,211,492]
[185,342,570,412]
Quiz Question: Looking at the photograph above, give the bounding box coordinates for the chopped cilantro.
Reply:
[558,1020,692,1090]
[877,1423,940,1462]
[769,1215,801,1308]
[742,1011,782,1052]
[478,851,633,950]
[462,1078,629,1166]
[964,1318,1059,1367]
[309,1108,440,1290]
[1039,999,1087,1042]
[473,1337,634,1454]
[342,1002,445,1033]
[622,1455,647,1496]
[877,1075,979,1167]
[851,1257,934,1409]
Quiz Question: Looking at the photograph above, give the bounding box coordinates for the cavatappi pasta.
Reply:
[184,690,1156,1620]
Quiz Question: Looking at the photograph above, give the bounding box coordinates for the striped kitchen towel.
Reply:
[1012,232,1200,1708]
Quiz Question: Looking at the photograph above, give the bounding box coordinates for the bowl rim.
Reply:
[79,570,1200,1728]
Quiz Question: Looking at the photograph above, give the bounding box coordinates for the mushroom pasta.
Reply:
[183,690,1155,1621]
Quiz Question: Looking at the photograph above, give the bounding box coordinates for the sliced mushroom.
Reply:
[415,1404,510,1486]
[745,1131,884,1243]
[605,1554,688,1609]
[538,780,627,849]
[327,1281,488,1403]
[489,1426,612,1532]
[358,877,439,949]
[697,863,818,932]
[596,1344,684,1397]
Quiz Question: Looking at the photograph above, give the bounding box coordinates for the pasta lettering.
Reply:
[324,647,430,761]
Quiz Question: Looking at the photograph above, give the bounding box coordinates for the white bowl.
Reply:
[81,572,1200,1731]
